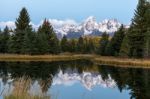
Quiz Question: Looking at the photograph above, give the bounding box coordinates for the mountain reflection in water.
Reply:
[53,70,116,90]
[0,60,150,99]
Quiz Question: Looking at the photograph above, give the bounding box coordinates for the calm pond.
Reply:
[0,60,150,99]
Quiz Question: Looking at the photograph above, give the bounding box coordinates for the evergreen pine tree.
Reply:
[144,29,150,57]
[143,1,150,57]
[61,35,69,52]
[15,8,31,31]
[77,36,84,53]
[50,33,60,54]
[10,7,32,54]
[0,29,2,53]
[83,37,95,53]
[128,0,148,58]
[35,31,50,54]
[119,32,130,57]
[68,39,77,53]
[107,25,125,56]
[38,19,60,54]
[105,40,112,56]
[0,26,10,53]
[23,28,37,54]
[98,32,109,55]
[8,34,16,53]
[83,37,89,53]
[88,38,95,53]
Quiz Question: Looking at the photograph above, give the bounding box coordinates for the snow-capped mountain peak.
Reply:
[53,16,122,38]
[98,19,121,33]
[0,16,125,38]
[81,16,99,35]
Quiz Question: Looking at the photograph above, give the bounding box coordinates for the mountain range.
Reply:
[53,16,128,38]
[0,16,129,38]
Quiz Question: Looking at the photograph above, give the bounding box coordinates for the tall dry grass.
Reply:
[3,76,51,99]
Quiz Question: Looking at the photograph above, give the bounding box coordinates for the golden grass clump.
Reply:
[4,76,50,99]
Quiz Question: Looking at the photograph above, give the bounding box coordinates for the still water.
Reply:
[0,60,150,99]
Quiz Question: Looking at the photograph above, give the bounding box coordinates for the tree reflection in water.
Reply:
[0,60,149,99]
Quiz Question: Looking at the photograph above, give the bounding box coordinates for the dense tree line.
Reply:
[0,0,149,58]
[0,8,60,55]
[0,7,99,55]
[98,0,150,58]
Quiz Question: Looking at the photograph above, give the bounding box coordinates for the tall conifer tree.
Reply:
[0,26,10,53]
[38,19,60,54]
[128,0,148,58]
[106,25,125,56]
[10,7,32,54]
[61,35,69,52]
[98,32,109,55]
[77,36,85,53]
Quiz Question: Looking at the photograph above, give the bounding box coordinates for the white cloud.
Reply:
[49,19,78,28]
[29,22,40,30]
[0,21,15,29]
[0,19,78,30]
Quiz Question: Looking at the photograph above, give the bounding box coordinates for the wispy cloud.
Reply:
[0,19,78,30]
[0,21,15,29]
[49,19,78,28]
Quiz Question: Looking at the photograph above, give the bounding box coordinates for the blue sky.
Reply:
[0,0,138,24]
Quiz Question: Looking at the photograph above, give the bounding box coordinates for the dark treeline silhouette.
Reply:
[0,0,150,58]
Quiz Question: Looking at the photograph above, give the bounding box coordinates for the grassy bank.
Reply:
[93,56,150,68]
[0,54,150,68]
[0,54,92,62]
